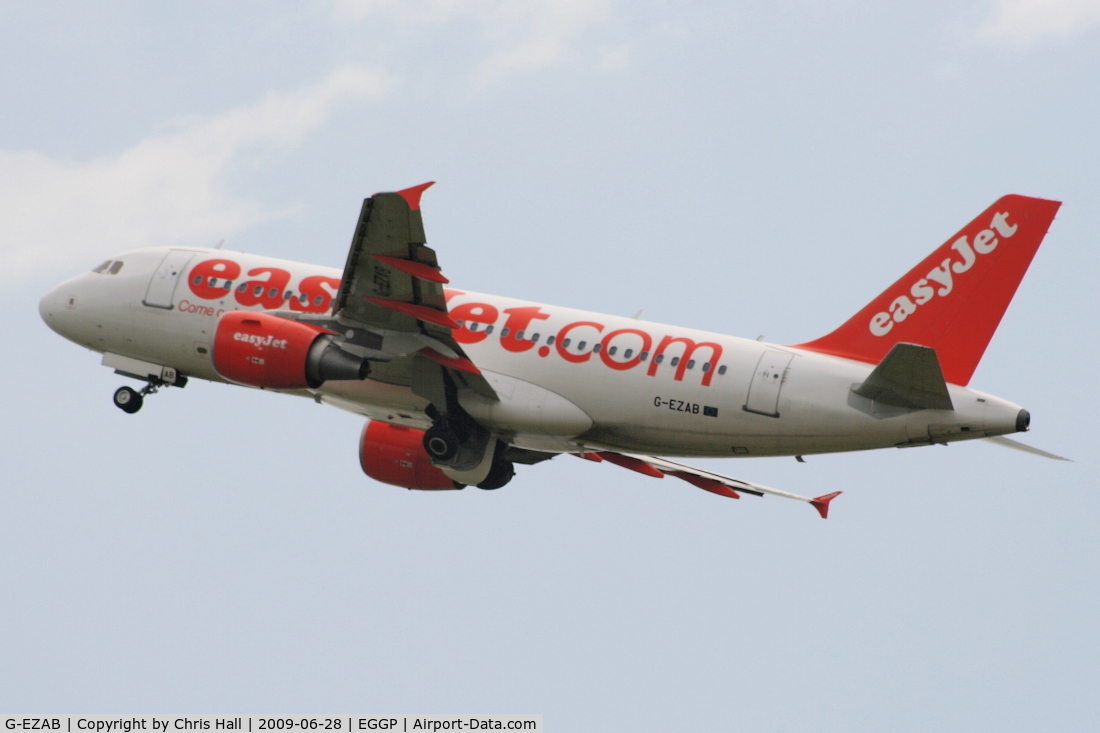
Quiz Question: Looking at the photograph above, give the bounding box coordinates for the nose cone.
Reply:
[39,284,64,332]
[39,280,82,342]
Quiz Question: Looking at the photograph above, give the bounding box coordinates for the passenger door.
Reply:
[143,251,196,309]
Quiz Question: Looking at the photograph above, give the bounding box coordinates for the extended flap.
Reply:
[852,343,953,410]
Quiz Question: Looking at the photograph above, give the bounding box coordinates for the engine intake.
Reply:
[359,420,461,490]
[213,311,368,389]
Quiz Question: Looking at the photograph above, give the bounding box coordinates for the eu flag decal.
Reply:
[703,406,719,417]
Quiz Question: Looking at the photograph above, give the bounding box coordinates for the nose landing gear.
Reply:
[113,385,144,413]
[111,373,187,414]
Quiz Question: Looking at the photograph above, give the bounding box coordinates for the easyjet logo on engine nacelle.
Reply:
[868,211,1018,337]
[232,332,289,349]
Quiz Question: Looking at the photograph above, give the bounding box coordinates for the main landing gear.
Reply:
[112,374,188,414]
[418,369,515,490]
[421,417,516,491]
[476,457,515,491]
[423,422,461,462]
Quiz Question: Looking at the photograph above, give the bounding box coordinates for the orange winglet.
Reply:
[667,471,741,499]
[372,254,449,284]
[416,347,481,375]
[366,297,459,329]
[597,452,665,479]
[810,491,842,519]
[395,181,435,211]
[573,452,604,462]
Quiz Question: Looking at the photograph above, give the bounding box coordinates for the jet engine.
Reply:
[213,310,368,389]
[359,420,461,490]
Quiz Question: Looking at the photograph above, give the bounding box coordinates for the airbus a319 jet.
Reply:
[40,184,1063,517]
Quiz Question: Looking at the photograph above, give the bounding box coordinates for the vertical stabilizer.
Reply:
[793,195,1060,385]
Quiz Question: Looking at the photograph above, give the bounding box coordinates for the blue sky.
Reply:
[2,2,1098,729]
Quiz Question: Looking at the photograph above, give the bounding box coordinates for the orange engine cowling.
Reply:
[360,420,460,490]
[213,311,368,389]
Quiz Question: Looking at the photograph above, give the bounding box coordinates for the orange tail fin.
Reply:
[793,195,1060,386]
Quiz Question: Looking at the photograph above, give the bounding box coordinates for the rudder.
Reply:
[792,194,1060,386]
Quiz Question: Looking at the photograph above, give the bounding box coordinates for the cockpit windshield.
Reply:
[92,260,124,274]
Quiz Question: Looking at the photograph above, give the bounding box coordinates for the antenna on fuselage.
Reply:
[214,239,226,250]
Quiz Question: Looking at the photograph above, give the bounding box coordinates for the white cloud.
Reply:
[0,65,394,283]
[977,0,1100,44]
[333,0,614,84]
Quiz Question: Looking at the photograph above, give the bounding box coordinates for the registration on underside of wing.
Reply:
[331,182,495,399]
[575,451,842,518]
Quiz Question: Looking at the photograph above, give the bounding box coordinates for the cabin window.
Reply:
[485,325,494,334]
[686,359,695,370]
[299,293,309,303]
[718,365,728,375]
[655,354,664,364]
[546,335,556,346]
[253,285,263,296]
[671,357,680,367]
[531,333,540,343]
[501,328,510,338]
[207,277,218,287]
[592,343,602,353]
[268,287,279,298]
[562,338,571,348]
[313,295,324,306]
[108,261,124,274]
[640,351,648,361]
[516,330,524,340]
[702,362,711,372]
[224,281,234,290]
[284,291,293,300]
[608,346,617,356]
[578,341,587,350]
[469,322,479,332]
[238,283,248,293]
[193,275,203,285]
[623,349,633,359]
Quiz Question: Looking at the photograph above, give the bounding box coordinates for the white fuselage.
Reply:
[40,246,1026,458]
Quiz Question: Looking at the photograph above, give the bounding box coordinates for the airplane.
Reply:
[39,184,1064,517]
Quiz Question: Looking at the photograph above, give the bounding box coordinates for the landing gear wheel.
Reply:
[423,423,460,462]
[113,386,143,414]
[477,460,515,490]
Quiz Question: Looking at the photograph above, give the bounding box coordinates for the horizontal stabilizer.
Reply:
[984,435,1071,461]
[576,452,839,517]
[852,343,953,410]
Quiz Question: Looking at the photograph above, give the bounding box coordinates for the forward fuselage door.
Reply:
[143,250,196,309]
[743,350,794,417]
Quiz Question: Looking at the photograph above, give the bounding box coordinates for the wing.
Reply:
[576,451,842,518]
[326,183,496,403]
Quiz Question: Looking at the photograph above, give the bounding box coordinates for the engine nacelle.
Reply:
[359,420,460,490]
[213,310,368,389]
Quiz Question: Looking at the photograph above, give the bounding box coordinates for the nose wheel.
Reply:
[112,374,186,414]
[113,386,144,414]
